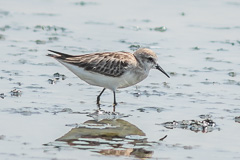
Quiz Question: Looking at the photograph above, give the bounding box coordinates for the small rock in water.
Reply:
[192,46,200,50]
[0,135,6,140]
[48,73,66,84]
[10,89,22,97]
[228,72,236,77]
[61,74,66,80]
[35,40,46,44]
[129,44,140,51]
[217,48,228,51]
[133,91,141,97]
[74,1,97,6]
[53,72,61,77]
[61,108,73,113]
[235,116,240,123]
[0,34,5,40]
[199,114,212,119]
[151,26,167,32]
[169,72,177,76]
[161,116,217,133]
[16,82,22,86]
[137,107,164,113]
[53,72,66,80]
[163,82,170,88]
[48,79,56,84]
[180,12,185,16]
[0,93,6,99]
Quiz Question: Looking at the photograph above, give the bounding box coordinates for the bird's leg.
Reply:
[113,105,116,112]
[113,91,117,112]
[113,91,117,105]
[97,88,106,105]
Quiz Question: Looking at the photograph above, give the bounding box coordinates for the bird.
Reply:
[47,48,170,110]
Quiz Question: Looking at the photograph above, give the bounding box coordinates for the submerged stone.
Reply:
[10,89,22,97]
[161,116,218,133]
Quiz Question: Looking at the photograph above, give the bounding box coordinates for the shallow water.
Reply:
[0,0,240,159]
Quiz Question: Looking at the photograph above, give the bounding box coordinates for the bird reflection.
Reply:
[54,113,153,158]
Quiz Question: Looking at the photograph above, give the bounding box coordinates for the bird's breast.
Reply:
[117,69,149,89]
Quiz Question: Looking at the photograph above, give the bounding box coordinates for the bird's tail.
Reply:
[47,50,73,59]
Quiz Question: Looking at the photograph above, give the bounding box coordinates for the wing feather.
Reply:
[49,51,136,77]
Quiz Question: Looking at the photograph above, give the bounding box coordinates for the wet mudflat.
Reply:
[0,0,240,159]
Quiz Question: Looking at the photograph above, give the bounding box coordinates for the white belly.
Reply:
[59,61,148,91]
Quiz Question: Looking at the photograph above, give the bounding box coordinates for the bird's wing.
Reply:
[48,50,136,77]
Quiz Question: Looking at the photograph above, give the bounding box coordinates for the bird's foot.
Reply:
[97,103,101,110]
[113,103,117,112]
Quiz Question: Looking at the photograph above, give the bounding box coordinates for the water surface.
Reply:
[0,0,240,159]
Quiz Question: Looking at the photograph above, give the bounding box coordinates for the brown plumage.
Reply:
[47,50,136,77]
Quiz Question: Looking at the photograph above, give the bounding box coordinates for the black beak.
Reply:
[156,64,170,78]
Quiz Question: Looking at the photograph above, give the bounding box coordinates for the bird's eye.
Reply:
[147,57,154,62]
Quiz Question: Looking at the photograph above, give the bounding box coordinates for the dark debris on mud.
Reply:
[10,89,22,97]
[0,88,23,99]
[0,93,6,99]
[48,72,66,84]
[159,115,218,133]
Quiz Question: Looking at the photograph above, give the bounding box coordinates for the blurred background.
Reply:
[0,0,240,159]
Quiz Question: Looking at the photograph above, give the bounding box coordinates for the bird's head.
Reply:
[133,48,170,78]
